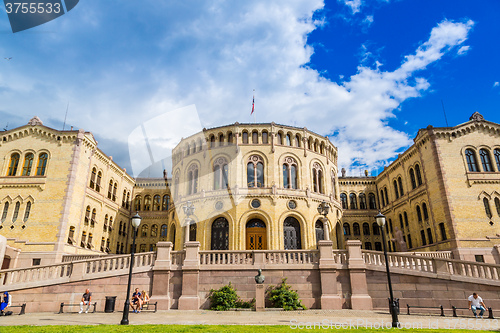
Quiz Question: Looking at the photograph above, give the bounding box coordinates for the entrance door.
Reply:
[246,219,267,250]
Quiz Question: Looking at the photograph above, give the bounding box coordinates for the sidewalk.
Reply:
[0,310,496,330]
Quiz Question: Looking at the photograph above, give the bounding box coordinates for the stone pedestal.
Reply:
[151,242,172,310]
[346,240,372,310]
[255,284,265,312]
[318,240,342,309]
[178,241,201,310]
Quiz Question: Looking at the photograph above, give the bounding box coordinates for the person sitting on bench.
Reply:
[468,293,487,318]
[79,289,92,314]
[141,290,150,310]
[0,292,11,314]
[131,288,142,313]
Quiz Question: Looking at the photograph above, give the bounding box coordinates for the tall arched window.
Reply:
[96,171,102,192]
[144,195,152,211]
[160,224,168,237]
[416,205,422,223]
[7,153,19,176]
[1,202,8,222]
[358,193,367,209]
[399,214,404,229]
[283,216,301,249]
[372,222,380,235]
[312,163,323,193]
[187,164,199,194]
[415,164,423,185]
[384,188,389,205]
[495,198,500,217]
[295,134,301,147]
[368,193,377,209]
[308,138,312,150]
[404,212,409,226]
[242,131,249,144]
[277,132,283,145]
[422,203,429,220]
[262,131,268,144]
[343,223,351,236]
[108,180,113,199]
[22,153,34,176]
[479,149,493,172]
[393,180,399,199]
[122,190,127,207]
[113,183,117,201]
[213,157,229,190]
[134,196,141,211]
[340,193,348,209]
[126,192,130,209]
[398,177,404,196]
[91,208,96,227]
[409,168,416,189]
[227,132,233,145]
[283,157,298,189]
[211,217,229,250]
[465,149,478,172]
[141,224,148,237]
[24,202,31,221]
[84,206,90,225]
[495,149,500,171]
[349,193,357,209]
[363,223,370,235]
[380,190,385,207]
[186,143,190,156]
[90,168,96,189]
[247,155,264,188]
[252,131,258,144]
[104,215,109,231]
[153,195,161,211]
[219,133,225,146]
[12,202,20,222]
[162,195,170,211]
[286,134,291,146]
[189,223,197,241]
[353,223,360,236]
[484,198,492,218]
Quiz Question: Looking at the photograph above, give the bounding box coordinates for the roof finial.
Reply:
[469,112,484,122]
[27,116,43,126]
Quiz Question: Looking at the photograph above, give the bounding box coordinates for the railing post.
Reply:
[433,258,450,277]
[178,241,201,310]
[254,251,265,267]
[440,305,444,317]
[20,303,26,315]
[489,307,494,319]
[151,242,173,310]
[347,240,372,310]
[318,240,342,309]
[69,261,87,282]
[407,304,410,315]
[452,306,457,317]
[59,303,64,314]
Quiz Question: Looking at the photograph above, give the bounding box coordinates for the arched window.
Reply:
[144,195,152,211]
[189,223,197,241]
[349,193,357,209]
[247,155,264,188]
[422,203,429,220]
[1,202,8,222]
[122,190,127,207]
[277,132,283,145]
[399,214,404,229]
[227,133,233,145]
[495,198,500,217]
[262,131,268,144]
[283,157,298,189]
[219,133,224,146]
[295,134,301,147]
[283,216,301,249]
[286,134,291,146]
[384,188,389,205]
[368,193,377,209]
[104,215,109,231]
[353,223,360,236]
[404,212,409,226]
[12,202,20,222]
[388,218,393,233]
[439,223,447,241]
[409,168,416,189]
[89,168,96,189]
[495,149,500,171]
[415,164,423,185]
[407,235,412,249]
[363,222,370,235]
[213,157,229,190]
[315,220,324,243]
[359,193,367,209]
[126,192,130,209]
[141,224,148,237]
[372,222,380,235]
[331,171,336,198]
[170,225,176,249]
[465,149,478,172]
[192,142,196,154]
[113,183,117,201]
[242,131,248,144]
[153,195,161,211]
[160,224,168,237]
[68,226,75,245]
[340,193,348,209]
[134,196,141,211]
[162,195,170,211]
[108,180,113,199]
[95,171,102,192]
[81,231,87,248]
[380,190,385,207]
[91,208,96,227]
[252,131,258,144]
[122,221,126,236]
[186,143,190,156]
[393,180,399,199]
[427,228,433,244]
[314,141,318,152]
[398,177,404,196]
[34,153,47,176]
[211,217,229,250]
[308,138,312,150]
[24,202,31,221]
[343,223,351,236]
[312,163,323,193]
[187,164,199,194]
[480,149,493,172]
[109,216,113,231]
[22,153,34,176]
[84,206,90,225]
[416,205,422,223]
[484,198,492,218]
[210,135,215,148]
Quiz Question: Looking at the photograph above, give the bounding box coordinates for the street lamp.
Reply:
[120,212,142,325]
[317,201,330,241]
[375,211,399,328]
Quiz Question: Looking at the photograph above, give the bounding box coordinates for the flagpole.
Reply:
[252,89,256,123]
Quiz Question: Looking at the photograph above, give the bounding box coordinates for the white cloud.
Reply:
[0,3,474,176]
[457,45,470,55]
[340,0,363,14]
[493,82,499,88]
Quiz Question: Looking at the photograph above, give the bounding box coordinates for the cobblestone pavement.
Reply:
[0,310,497,330]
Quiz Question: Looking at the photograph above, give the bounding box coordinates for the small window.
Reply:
[295,134,301,147]
[151,224,158,237]
[252,131,258,144]
[368,193,377,209]
[219,134,224,146]
[286,134,291,146]
[420,230,427,246]
[343,223,351,236]
[277,132,283,145]
[495,198,500,217]
[422,203,429,220]
[359,193,367,209]
[242,132,248,144]
[22,153,34,176]
[32,258,41,266]
[340,193,347,209]
[8,153,20,176]
[364,242,372,250]
[398,177,404,196]
[484,198,492,218]
[153,195,161,211]
[439,222,447,241]
[475,255,485,263]
[480,149,493,172]
[24,202,31,222]
[416,205,422,223]
[353,223,360,236]
[465,149,478,172]
[12,202,20,222]
[393,180,399,199]
[494,149,500,171]
[160,224,168,237]
[262,131,268,144]
[362,223,370,236]
[372,222,380,235]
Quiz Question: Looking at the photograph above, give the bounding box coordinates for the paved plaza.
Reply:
[0,310,497,330]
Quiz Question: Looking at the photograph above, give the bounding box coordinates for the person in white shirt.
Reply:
[468,293,487,318]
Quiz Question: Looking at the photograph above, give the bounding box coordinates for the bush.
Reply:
[208,283,255,311]
[267,278,307,311]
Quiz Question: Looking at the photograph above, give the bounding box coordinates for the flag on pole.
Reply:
[251,95,255,115]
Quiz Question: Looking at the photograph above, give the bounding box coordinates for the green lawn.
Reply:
[0,326,497,333]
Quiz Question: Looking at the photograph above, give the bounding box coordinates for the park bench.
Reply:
[58,302,97,314]
[406,304,444,316]
[1,303,26,315]
[140,301,158,312]
[452,305,494,319]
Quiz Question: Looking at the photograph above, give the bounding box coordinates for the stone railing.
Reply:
[445,259,500,280]
[407,251,453,259]
[62,254,106,262]
[363,250,435,272]
[265,250,319,264]
[200,251,253,265]
[171,251,186,267]
[198,250,320,266]
[332,249,348,264]
[0,252,156,291]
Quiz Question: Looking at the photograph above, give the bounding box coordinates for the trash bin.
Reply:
[105,296,117,313]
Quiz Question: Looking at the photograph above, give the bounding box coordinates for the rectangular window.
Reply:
[475,255,485,263]
[420,230,427,246]
[32,258,41,266]
[439,223,447,241]
[427,228,433,244]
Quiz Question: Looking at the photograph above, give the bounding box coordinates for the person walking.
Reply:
[468,292,487,318]
[79,289,92,314]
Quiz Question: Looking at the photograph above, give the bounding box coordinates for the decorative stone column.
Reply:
[151,242,172,310]
[320,217,330,241]
[318,240,342,309]
[178,241,201,310]
[346,240,372,310]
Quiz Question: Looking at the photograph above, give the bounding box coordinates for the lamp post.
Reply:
[375,211,399,328]
[317,201,330,241]
[120,212,142,325]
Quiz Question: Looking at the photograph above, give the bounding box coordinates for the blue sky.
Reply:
[0,0,498,177]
